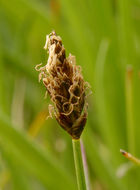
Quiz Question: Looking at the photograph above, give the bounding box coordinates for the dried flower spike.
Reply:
[35,31,89,139]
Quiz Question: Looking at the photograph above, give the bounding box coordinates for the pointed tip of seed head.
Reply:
[51,30,56,35]
[43,31,59,50]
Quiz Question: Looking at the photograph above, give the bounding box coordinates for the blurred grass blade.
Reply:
[94,39,124,165]
[117,0,135,66]
[83,126,127,190]
[0,110,76,190]
[1,146,31,190]
[0,49,6,113]
[0,169,10,189]
[28,110,48,137]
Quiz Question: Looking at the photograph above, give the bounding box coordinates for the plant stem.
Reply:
[80,141,90,190]
[120,149,140,165]
[72,139,87,190]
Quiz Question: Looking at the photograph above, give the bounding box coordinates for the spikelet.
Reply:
[35,31,89,139]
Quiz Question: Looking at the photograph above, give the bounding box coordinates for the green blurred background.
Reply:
[0,0,140,189]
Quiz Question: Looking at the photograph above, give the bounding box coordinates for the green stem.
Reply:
[72,139,87,190]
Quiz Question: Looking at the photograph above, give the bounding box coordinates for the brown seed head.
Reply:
[35,31,89,139]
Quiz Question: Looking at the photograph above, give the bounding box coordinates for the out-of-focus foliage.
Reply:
[0,0,140,189]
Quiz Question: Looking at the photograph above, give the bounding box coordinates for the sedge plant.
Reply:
[35,31,89,190]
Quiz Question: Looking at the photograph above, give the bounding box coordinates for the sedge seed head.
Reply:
[35,31,89,139]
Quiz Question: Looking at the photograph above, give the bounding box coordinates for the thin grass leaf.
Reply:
[0,110,76,190]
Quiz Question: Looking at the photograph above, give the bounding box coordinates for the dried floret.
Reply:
[35,31,89,139]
